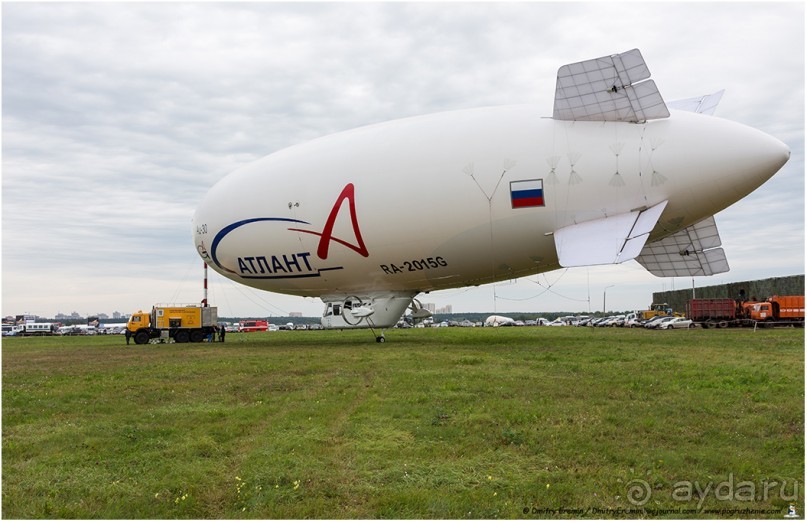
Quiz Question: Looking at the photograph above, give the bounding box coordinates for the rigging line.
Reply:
[467,161,515,312]
[168,258,197,304]
[542,285,590,302]
[248,288,291,316]
[532,267,569,289]
[526,268,589,302]
[225,279,289,316]
[207,274,233,319]
[494,286,552,301]
[497,279,588,303]
[490,168,509,200]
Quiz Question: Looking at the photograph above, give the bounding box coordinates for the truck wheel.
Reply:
[190,330,204,343]
[717,321,728,329]
[134,331,150,345]
[174,331,190,343]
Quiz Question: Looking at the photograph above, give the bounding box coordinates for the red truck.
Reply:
[239,319,269,332]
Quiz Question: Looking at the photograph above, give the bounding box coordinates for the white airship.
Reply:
[193,49,790,341]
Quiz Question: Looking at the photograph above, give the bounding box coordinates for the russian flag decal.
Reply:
[510,179,545,208]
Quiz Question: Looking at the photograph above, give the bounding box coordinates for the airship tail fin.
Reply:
[668,90,725,116]
[554,200,668,267]
[635,215,730,276]
[553,48,670,122]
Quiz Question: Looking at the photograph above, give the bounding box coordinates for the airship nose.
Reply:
[722,119,790,192]
[757,132,791,175]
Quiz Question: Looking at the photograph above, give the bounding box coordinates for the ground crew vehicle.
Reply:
[239,319,268,332]
[127,305,218,344]
[641,303,674,320]
[743,296,804,327]
[18,323,57,336]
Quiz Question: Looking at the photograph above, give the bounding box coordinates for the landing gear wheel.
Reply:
[376,335,385,343]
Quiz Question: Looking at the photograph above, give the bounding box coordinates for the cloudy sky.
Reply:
[3,2,804,319]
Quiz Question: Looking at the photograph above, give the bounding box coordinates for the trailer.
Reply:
[687,298,740,328]
[127,305,218,344]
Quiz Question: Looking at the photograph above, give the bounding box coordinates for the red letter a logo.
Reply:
[291,183,369,259]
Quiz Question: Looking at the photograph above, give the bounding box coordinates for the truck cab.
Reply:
[744,302,773,321]
[127,311,148,331]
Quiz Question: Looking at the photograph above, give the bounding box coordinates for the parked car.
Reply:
[647,316,676,329]
[658,317,694,329]
[595,316,618,327]
[623,313,641,328]
[643,315,670,329]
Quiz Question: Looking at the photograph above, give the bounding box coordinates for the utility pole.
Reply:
[603,285,614,313]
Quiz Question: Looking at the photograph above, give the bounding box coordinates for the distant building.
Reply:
[289,312,303,318]
[112,311,122,319]
[424,303,452,314]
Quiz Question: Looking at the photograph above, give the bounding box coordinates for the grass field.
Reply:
[2,327,803,519]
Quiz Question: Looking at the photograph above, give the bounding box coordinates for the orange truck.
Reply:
[743,295,804,326]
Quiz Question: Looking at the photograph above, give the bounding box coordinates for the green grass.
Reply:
[2,327,803,518]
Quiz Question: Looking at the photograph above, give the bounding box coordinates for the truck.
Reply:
[688,296,805,328]
[18,323,57,336]
[239,319,268,332]
[641,303,675,320]
[743,295,805,327]
[127,305,218,344]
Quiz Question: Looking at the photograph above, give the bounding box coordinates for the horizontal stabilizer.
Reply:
[636,216,730,277]
[553,49,670,122]
[555,200,667,267]
[668,90,725,115]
